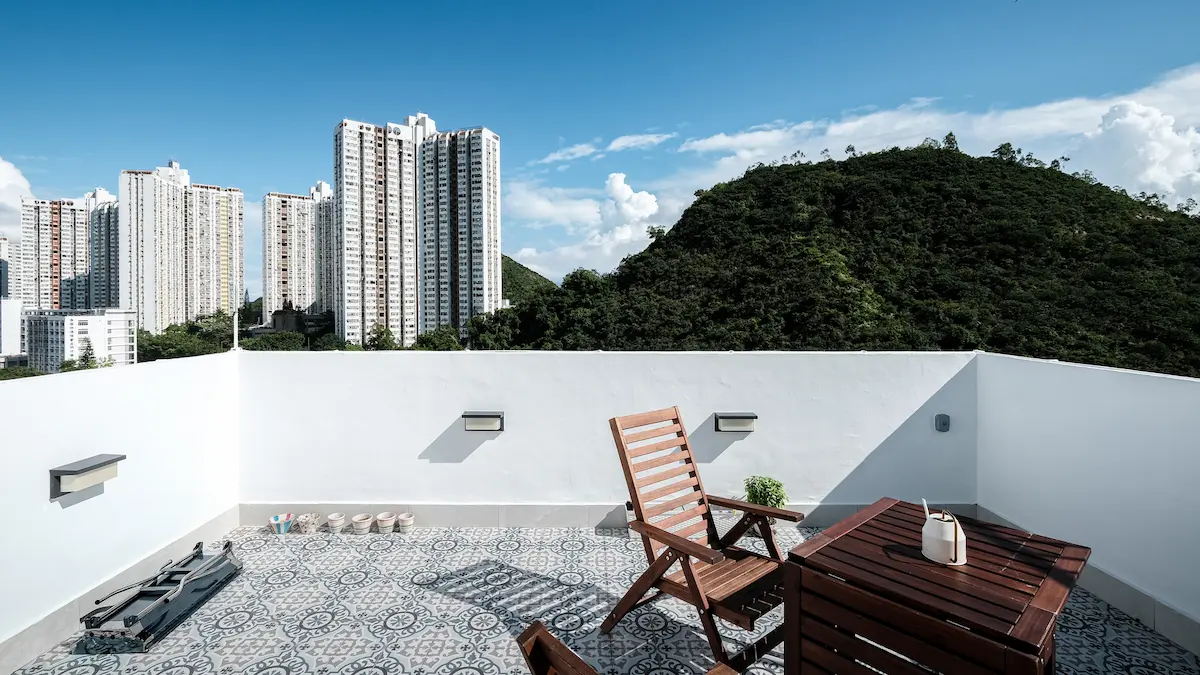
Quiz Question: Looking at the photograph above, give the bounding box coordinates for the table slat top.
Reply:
[789,497,1091,654]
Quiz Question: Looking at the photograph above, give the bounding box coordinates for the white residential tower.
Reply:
[263,191,316,317]
[419,127,502,336]
[19,198,92,310]
[333,114,436,346]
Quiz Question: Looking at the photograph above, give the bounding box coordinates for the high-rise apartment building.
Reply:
[0,235,11,299]
[187,184,244,318]
[334,114,436,346]
[19,198,92,310]
[418,127,502,336]
[22,308,137,373]
[263,191,316,317]
[120,162,190,333]
[88,189,121,308]
[311,181,336,313]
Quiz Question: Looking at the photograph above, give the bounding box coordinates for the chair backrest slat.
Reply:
[610,406,718,565]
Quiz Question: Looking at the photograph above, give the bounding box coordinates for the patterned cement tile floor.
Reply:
[15,523,1199,675]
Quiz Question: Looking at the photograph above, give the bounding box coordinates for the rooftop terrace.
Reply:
[1,350,1198,673]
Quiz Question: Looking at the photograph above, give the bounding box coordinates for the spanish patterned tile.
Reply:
[12,521,1199,675]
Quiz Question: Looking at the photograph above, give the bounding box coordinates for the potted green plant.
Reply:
[743,476,787,538]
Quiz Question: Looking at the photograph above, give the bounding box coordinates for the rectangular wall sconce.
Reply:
[462,411,504,432]
[714,412,757,433]
[50,453,126,500]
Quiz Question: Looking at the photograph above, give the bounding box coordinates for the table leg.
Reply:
[1046,630,1057,674]
[784,561,802,675]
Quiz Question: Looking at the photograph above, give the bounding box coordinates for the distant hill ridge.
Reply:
[471,142,1200,377]
[501,254,556,306]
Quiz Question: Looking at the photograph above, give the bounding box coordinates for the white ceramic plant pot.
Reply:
[396,512,415,534]
[327,512,346,534]
[376,511,397,534]
[352,513,373,535]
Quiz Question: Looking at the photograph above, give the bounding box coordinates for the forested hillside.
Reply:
[501,254,556,306]
[469,141,1200,377]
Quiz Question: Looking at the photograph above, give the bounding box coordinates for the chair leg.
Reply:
[681,555,730,665]
[601,549,678,634]
[759,516,784,561]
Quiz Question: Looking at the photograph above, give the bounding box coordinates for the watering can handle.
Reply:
[943,510,963,564]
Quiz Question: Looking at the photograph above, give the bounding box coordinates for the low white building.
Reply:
[22,308,137,373]
[0,298,21,359]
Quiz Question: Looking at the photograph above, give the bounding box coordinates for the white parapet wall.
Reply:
[4,348,1199,667]
[0,352,240,668]
[977,353,1200,647]
[238,351,979,520]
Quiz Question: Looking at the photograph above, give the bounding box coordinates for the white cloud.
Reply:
[512,65,1200,279]
[0,157,35,242]
[606,133,678,152]
[505,181,602,231]
[513,173,668,280]
[535,143,598,164]
[1069,102,1200,198]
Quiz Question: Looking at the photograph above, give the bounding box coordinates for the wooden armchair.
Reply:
[601,406,805,670]
[516,621,599,675]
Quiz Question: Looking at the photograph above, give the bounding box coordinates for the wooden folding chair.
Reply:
[601,406,805,670]
[516,621,599,675]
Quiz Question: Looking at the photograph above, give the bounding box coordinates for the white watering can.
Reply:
[921,499,967,566]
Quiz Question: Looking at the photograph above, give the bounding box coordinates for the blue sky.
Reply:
[3,0,1200,297]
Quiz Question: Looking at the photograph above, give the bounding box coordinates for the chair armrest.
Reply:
[705,665,739,675]
[708,495,805,522]
[629,521,725,564]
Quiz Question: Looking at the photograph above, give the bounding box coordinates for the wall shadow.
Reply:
[53,483,104,509]
[418,418,500,463]
[688,413,749,463]
[429,558,731,672]
[818,358,978,513]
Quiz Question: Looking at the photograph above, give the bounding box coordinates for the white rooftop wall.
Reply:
[1,349,1198,656]
[0,353,239,648]
[238,351,978,508]
[977,353,1200,632]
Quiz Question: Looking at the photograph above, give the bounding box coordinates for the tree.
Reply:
[344,343,365,351]
[819,149,831,161]
[413,325,464,351]
[919,137,941,149]
[991,143,1017,162]
[239,296,263,328]
[78,342,97,369]
[364,324,400,350]
[60,342,97,372]
[241,332,308,351]
[311,333,347,351]
[845,144,857,157]
[0,366,42,380]
[942,132,959,151]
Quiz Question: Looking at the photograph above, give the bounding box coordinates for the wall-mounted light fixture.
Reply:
[50,453,126,500]
[714,412,757,433]
[934,414,951,433]
[462,411,504,432]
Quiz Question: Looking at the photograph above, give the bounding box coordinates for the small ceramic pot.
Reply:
[269,513,295,535]
[376,512,397,534]
[351,513,373,535]
[327,512,346,533]
[295,512,322,535]
[396,512,415,534]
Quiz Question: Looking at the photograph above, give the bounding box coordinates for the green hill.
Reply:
[502,254,556,306]
[471,144,1200,376]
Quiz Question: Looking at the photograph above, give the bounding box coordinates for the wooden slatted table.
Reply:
[784,498,1090,674]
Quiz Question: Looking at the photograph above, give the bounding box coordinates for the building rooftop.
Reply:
[12,523,1198,675]
[1,349,1197,673]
